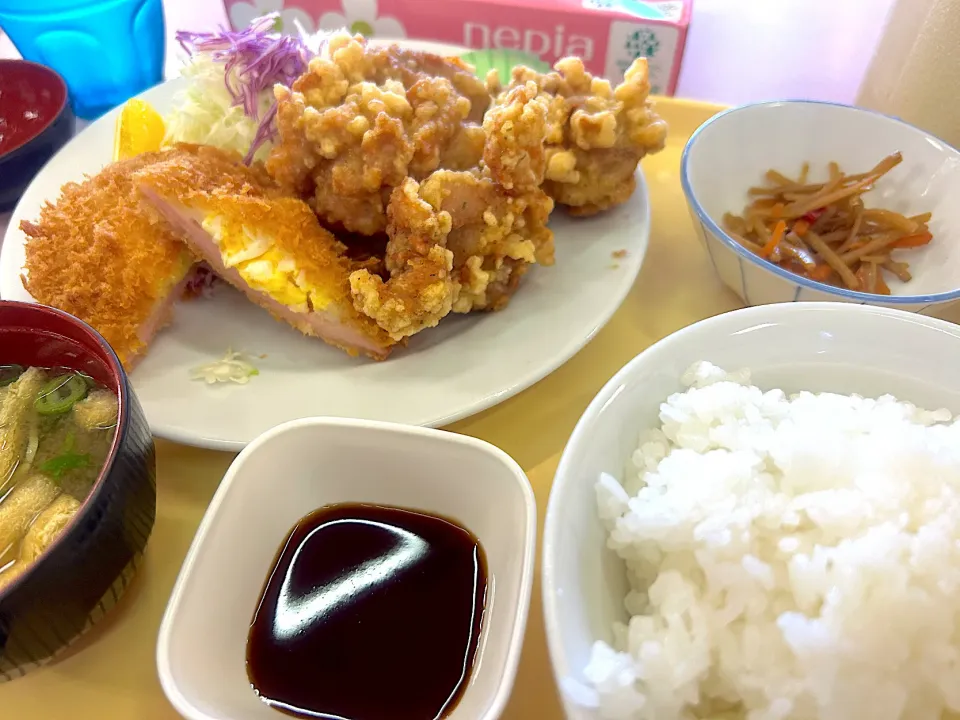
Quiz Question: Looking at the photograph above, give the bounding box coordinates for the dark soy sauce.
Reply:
[246,503,488,720]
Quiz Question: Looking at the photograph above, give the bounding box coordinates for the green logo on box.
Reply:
[625,28,660,58]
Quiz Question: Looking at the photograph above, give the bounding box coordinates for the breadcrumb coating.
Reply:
[20,151,198,366]
[135,144,395,358]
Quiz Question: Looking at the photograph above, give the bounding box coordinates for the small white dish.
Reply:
[681,100,960,313]
[542,302,960,719]
[1,38,650,452]
[157,418,536,720]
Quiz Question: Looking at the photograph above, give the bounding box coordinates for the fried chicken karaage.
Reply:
[349,178,456,340]
[490,56,667,215]
[348,79,555,332]
[420,168,554,312]
[267,32,490,236]
[445,80,555,312]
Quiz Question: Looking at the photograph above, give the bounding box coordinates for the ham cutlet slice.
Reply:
[20,152,197,368]
[135,145,395,361]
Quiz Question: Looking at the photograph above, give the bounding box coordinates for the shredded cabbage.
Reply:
[164,55,276,163]
[164,14,316,163]
[190,349,260,385]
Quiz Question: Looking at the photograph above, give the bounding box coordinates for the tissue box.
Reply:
[224,0,692,95]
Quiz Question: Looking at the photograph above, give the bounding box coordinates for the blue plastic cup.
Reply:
[0,0,165,119]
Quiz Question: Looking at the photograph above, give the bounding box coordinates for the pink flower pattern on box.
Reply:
[222,0,690,93]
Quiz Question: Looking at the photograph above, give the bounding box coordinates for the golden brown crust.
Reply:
[266,32,489,236]
[130,143,281,199]
[374,47,491,124]
[349,178,457,340]
[496,56,667,214]
[482,81,549,191]
[419,169,554,313]
[407,76,486,177]
[20,151,196,366]
[133,146,395,355]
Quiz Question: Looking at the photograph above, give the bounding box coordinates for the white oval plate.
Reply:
[0,40,650,451]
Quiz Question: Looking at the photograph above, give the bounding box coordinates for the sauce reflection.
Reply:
[247,503,488,720]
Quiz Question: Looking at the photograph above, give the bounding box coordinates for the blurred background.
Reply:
[0,0,898,105]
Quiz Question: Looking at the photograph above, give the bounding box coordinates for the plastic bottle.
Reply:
[858,0,960,148]
[0,0,165,119]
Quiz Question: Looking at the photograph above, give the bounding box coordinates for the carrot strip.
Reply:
[891,232,933,248]
[792,219,810,237]
[808,265,833,281]
[875,268,892,295]
[759,220,787,258]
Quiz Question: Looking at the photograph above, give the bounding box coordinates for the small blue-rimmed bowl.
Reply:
[681,100,960,314]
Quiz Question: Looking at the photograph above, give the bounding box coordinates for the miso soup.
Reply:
[0,365,119,590]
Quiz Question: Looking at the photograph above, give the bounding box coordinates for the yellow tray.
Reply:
[0,97,736,719]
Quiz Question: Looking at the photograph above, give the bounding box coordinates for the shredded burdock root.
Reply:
[722,153,933,294]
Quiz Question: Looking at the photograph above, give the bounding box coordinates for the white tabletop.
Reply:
[0,0,896,243]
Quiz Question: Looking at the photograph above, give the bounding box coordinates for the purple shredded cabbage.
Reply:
[183,264,221,298]
[176,13,315,163]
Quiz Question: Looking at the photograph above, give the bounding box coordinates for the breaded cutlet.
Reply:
[20,152,196,368]
[135,145,396,359]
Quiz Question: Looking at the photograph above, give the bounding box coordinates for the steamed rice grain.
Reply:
[581,361,960,720]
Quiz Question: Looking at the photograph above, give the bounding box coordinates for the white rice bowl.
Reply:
[583,361,960,720]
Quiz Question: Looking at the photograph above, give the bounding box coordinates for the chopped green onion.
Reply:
[35,374,89,415]
[40,452,91,480]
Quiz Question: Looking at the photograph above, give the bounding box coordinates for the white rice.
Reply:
[580,361,960,720]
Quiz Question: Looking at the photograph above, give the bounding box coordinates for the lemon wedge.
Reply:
[113,99,166,161]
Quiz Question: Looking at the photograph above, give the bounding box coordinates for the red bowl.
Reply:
[0,60,75,212]
[0,301,156,680]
